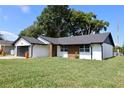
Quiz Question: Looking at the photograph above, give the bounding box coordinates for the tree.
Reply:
[122,44,124,55]
[19,5,109,38]
[69,10,109,36]
[19,22,42,38]
[37,5,71,37]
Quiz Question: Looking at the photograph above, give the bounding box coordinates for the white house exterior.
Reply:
[14,36,49,57]
[32,45,49,57]
[57,46,68,58]
[13,32,114,60]
[92,44,102,60]
[102,43,113,59]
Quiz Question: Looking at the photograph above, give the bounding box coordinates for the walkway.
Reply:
[0,55,25,59]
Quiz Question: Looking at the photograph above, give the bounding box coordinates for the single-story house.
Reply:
[13,32,115,60]
[0,40,14,54]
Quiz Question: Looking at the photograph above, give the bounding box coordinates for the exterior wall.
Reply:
[32,45,49,57]
[57,46,68,58]
[79,48,91,59]
[92,44,102,60]
[57,44,102,60]
[102,43,113,59]
[15,46,17,56]
[68,45,79,58]
[15,38,31,46]
[2,46,14,55]
[29,46,32,57]
[14,38,31,57]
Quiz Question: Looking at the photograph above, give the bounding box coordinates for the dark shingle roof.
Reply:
[13,36,45,45]
[39,32,114,46]
[0,40,13,46]
[13,32,114,46]
[22,36,45,44]
[39,36,58,44]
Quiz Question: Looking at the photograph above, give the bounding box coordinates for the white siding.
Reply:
[79,48,91,59]
[15,38,31,46]
[29,46,32,57]
[32,45,49,57]
[102,43,113,59]
[14,38,31,57]
[92,44,102,60]
[57,46,68,58]
[15,46,17,56]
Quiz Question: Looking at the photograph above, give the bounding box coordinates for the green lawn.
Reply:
[0,56,124,88]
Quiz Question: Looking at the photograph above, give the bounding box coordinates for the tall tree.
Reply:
[19,5,109,38]
[19,22,42,38]
[37,5,71,37]
[70,10,109,36]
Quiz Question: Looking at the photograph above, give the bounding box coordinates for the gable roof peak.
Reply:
[13,36,46,45]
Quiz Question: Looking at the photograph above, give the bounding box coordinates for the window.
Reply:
[60,45,68,52]
[85,45,90,52]
[80,45,85,52]
[80,44,90,52]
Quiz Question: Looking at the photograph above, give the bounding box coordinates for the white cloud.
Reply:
[19,5,30,13]
[0,31,18,41]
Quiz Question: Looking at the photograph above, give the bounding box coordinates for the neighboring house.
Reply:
[13,32,114,60]
[0,40,14,54]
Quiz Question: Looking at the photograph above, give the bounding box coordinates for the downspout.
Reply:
[101,44,103,60]
[31,45,33,58]
[91,45,92,60]
[113,46,114,57]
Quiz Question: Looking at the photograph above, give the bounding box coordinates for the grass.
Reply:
[0,56,124,88]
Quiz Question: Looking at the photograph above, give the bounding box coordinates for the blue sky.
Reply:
[0,5,123,46]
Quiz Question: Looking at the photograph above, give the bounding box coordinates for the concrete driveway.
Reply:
[0,55,25,59]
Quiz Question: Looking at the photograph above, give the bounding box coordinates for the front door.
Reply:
[68,45,79,58]
[52,45,57,57]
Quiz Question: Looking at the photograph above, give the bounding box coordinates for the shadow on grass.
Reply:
[104,56,116,60]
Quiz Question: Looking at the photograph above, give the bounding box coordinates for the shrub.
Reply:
[75,52,79,59]
[24,52,29,59]
[1,51,6,56]
[0,48,3,54]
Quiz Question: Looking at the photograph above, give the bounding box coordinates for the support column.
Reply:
[29,45,33,58]
[15,46,17,56]
[49,44,53,57]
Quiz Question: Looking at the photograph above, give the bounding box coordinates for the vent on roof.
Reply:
[70,35,74,37]
[91,32,95,34]
[42,34,45,36]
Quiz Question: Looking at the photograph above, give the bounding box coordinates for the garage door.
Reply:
[17,46,29,57]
